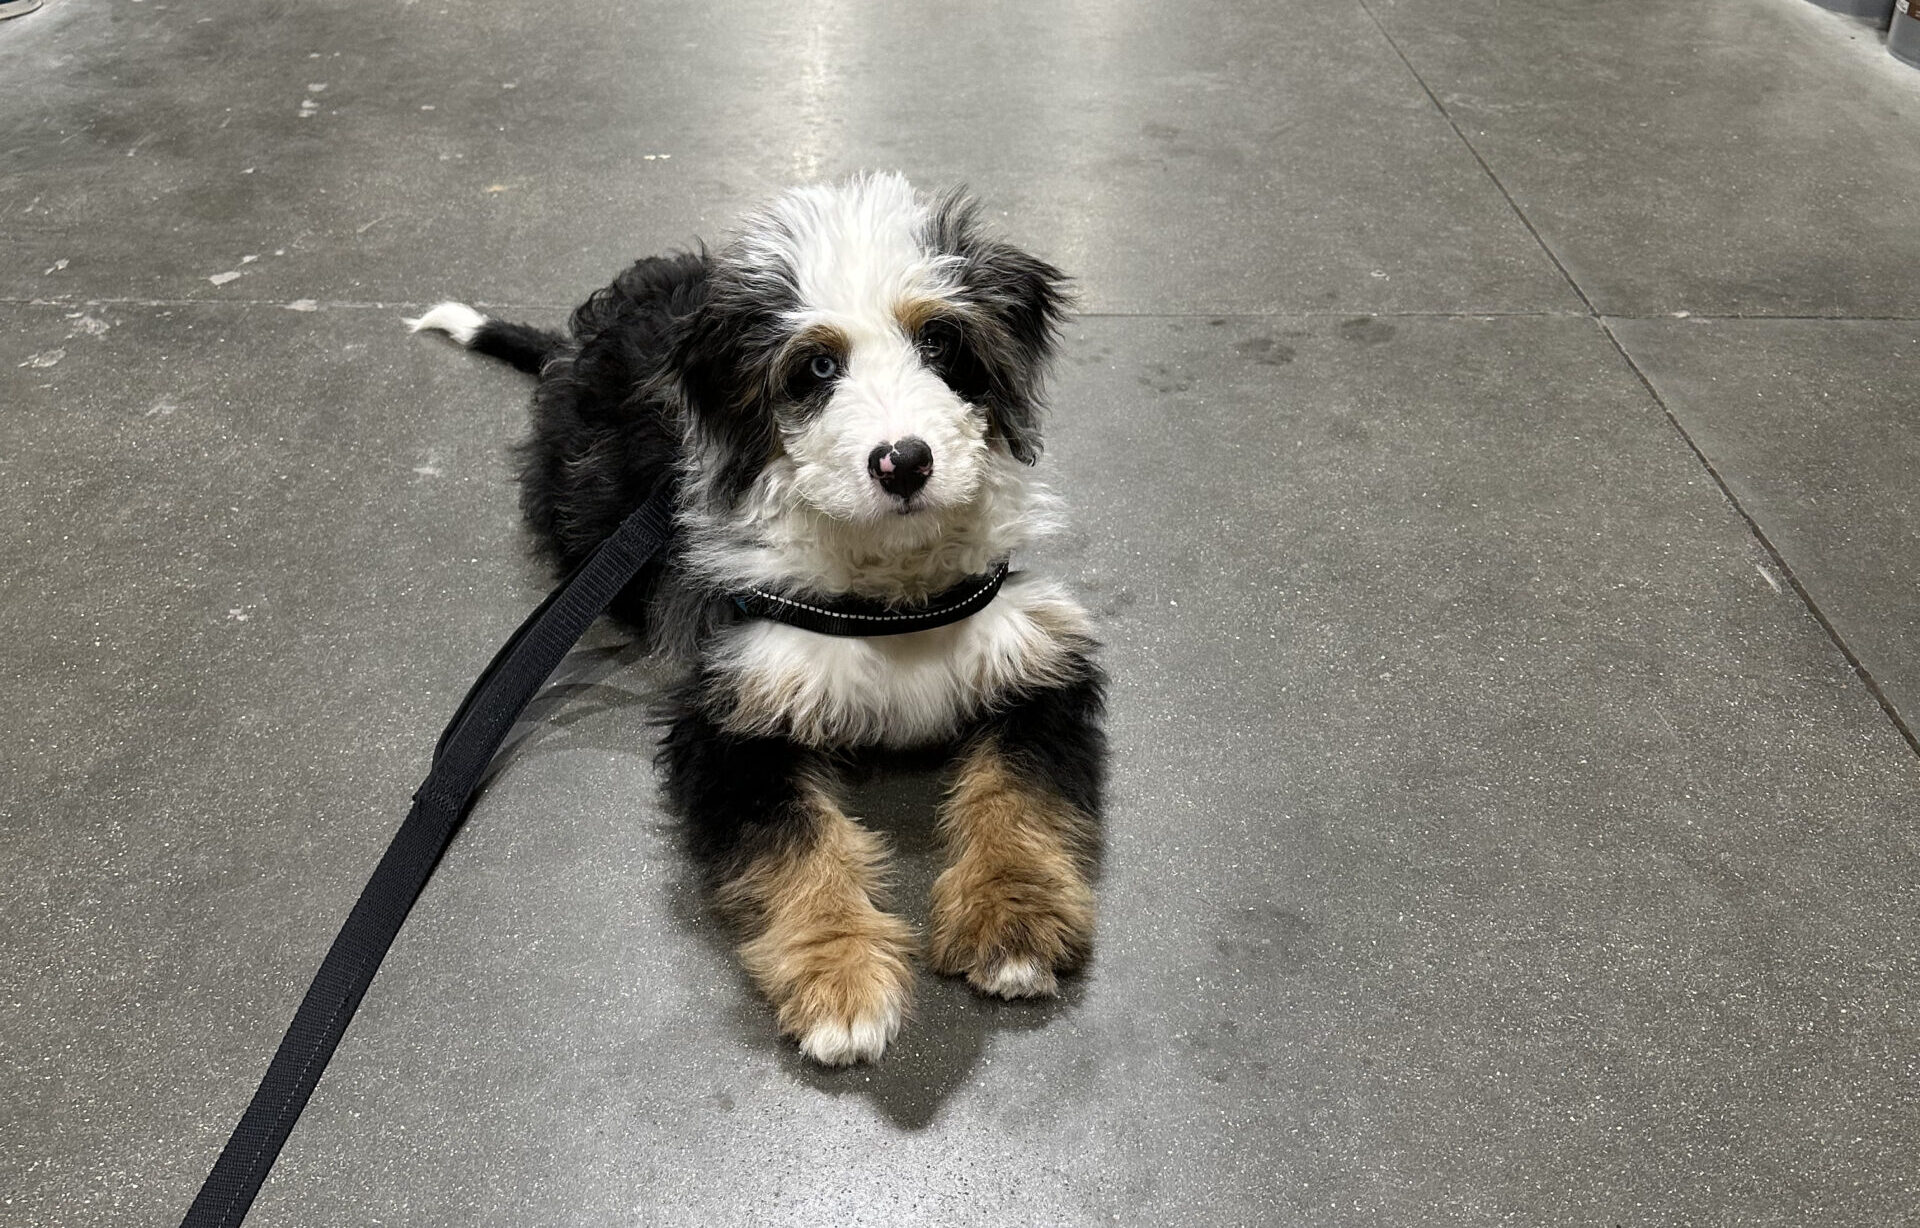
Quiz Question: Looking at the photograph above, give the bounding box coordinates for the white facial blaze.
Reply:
[746,172,959,319]
[736,173,981,523]
[784,328,988,521]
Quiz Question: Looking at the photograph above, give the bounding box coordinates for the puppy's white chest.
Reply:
[711,575,1091,748]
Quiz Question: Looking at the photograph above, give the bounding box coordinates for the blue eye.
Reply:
[808,353,839,381]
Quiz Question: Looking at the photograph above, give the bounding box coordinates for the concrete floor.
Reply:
[4,0,1919,1223]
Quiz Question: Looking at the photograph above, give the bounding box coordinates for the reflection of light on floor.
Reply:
[791,7,844,183]
[1033,0,1143,286]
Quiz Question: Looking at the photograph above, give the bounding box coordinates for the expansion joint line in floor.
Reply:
[1354,0,1920,763]
[7,298,1920,324]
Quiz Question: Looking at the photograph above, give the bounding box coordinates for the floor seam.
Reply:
[1354,0,1598,315]
[1356,0,1920,763]
[8,297,1920,324]
[1,296,582,312]
[1597,319,1920,761]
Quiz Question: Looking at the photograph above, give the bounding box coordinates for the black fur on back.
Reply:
[511,251,711,624]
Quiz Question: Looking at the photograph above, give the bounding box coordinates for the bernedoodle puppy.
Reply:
[407,172,1105,1065]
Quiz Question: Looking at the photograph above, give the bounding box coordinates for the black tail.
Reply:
[405,301,566,375]
[470,318,567,374]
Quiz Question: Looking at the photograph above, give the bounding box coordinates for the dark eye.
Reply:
[917,320,959,366]
[916,319,990,400]
[808,353,839,381]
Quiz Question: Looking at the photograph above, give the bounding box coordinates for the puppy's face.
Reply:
[770,303,989,522]
[676,175,1069,525]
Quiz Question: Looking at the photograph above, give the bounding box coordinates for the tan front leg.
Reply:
[716,788,917,1065]
[929,741,1096,998]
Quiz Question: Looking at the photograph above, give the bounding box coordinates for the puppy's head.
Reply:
[675,174,1070,523]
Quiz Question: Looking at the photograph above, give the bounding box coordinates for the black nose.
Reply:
[867,436,934,499]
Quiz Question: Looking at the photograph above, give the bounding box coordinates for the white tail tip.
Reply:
[404,301,487,346]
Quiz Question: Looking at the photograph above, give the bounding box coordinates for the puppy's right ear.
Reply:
[672,274,784,506]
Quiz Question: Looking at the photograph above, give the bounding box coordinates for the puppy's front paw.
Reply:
[927,864,1093,1000]
[744,911,917,1066]
[796,992,905,1067]
[972,956,1058,1000]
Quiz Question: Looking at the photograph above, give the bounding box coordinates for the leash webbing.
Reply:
[178,486,676,1228]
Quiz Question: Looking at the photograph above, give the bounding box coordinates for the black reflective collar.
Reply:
[732,560,1010,637]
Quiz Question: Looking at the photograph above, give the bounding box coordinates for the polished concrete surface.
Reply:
[4,1,1919,1225]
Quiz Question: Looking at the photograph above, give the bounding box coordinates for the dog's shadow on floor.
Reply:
[483,632,664,783]
[668,754,1094,1132]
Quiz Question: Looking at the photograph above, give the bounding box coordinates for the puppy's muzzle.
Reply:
[868,437,934,500]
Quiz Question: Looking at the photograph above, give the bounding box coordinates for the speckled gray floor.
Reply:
[4,1,1919,1225]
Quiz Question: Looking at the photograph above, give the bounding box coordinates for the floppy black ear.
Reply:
[926,190,1073,465]
[671,267,790,506]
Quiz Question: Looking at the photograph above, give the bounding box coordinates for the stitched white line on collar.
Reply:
[742,561,1009,622]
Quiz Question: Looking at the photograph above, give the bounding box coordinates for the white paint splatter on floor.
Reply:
[209,271,242,286]
[21,350,65,369]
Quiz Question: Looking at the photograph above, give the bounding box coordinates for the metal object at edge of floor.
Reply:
[1892,0,1920,65]
[1809,0,1896,24]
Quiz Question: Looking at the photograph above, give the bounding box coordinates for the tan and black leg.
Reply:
[662,710,915,1065]
[930,670,1106,998]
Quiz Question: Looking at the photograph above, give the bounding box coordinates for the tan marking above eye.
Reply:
[776,322,850,368]
[894,297,956,340]
[772,322,852,397]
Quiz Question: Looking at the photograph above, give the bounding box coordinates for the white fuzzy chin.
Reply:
[683,448,1062,605]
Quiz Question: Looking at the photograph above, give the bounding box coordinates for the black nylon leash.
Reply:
[178,485,676,1228]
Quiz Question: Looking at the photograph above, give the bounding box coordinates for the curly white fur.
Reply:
[712,574,1093,748]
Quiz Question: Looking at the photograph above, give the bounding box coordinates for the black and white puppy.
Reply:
[407,173,1104,1065]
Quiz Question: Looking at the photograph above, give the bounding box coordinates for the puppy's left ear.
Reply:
[967,242,1072,464]
[931,191,1074,465]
